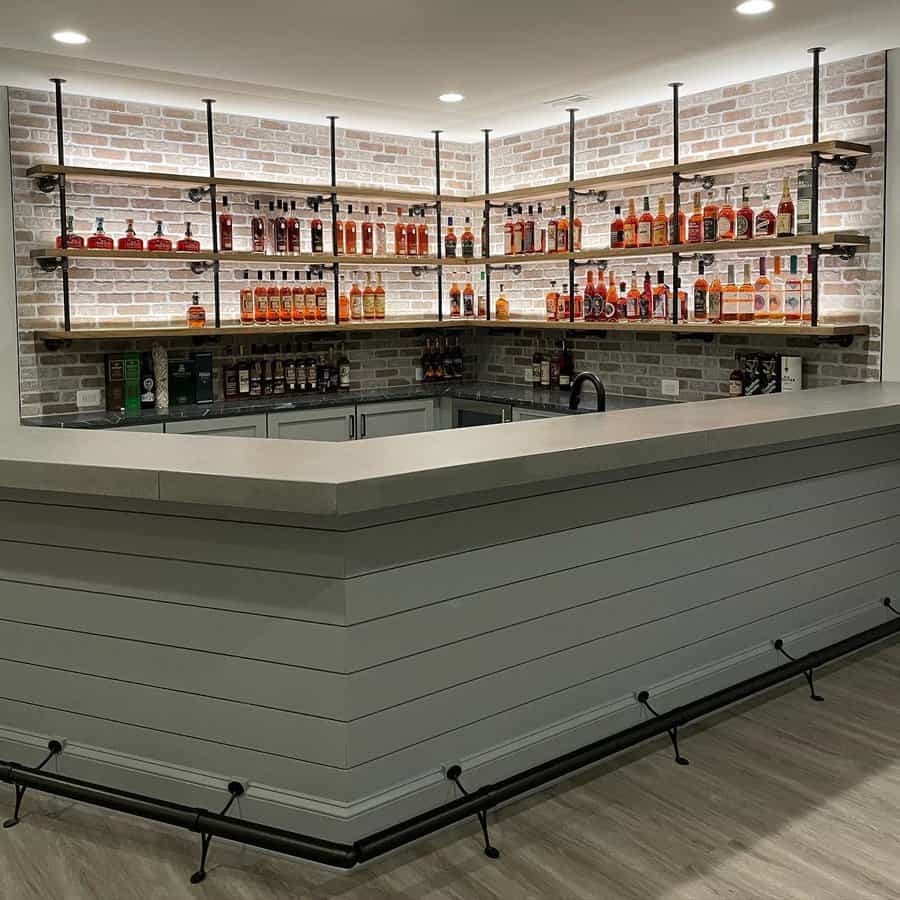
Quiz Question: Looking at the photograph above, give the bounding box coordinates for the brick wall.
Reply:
[8,51,884,415]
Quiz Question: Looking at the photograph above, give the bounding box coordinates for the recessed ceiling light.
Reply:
[52,31,90,45]
[736,0,774,14]
[439,93,464,103]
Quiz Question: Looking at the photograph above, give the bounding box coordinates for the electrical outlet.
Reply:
[76,389,102,409]
[661,379,680,398]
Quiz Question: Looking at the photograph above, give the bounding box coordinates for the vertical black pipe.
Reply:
[328,116,340,324]
[483,129,492,320]
[567,108,577,323]
[670,83,683,326]
[809,48,825,328]
[434,130,443,322]
[202,99,221,328]
[50,78,71,332]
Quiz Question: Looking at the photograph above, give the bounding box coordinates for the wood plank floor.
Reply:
[2,639,900,899]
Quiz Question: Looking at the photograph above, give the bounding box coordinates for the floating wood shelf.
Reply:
[33,319,869,344]
[31,248,218,262]
[464,141,872,204]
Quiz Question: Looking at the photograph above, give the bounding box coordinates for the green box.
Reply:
[124,352,141,414]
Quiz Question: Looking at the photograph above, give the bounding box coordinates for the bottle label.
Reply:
[736,213,751,239]
[688,220,701,243]
[693,286,707,318]
[784,288,801,314]
[462,237,474,257]
[611,226,625,247]
[753,289,768,314]
[755,212,773,236]
[717,215,732,238]
[652,290,669,320]
[637,221,652,245]
[652,221,668,245]
[504,229,514,255]
[572,223,581,250]
[463,290,474,317]
[702,217,717,242]
[559,373,570,388]
[776,213,792,235]
[623,223,636,246]
[238,370,250,394]
[240,290,254,316]
[445,237,457,256]
[708,289,722,320]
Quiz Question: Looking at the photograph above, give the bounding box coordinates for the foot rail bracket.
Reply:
[774,638,824,701]
[3,740,63,828]
[637,691,690,765]
[445,765,500,859]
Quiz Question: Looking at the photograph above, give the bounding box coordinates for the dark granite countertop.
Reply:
[22,381,670,430]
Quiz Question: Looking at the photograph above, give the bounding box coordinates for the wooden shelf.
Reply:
[31,248,217,262]
[25,164,210,190]
[464,141,872,204]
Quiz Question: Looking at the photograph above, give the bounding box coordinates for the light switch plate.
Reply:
[661,379,680,397]
[76,389,102,409]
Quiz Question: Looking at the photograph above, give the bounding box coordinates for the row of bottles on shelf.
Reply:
[58,216,202,252]
[528,340,575,390]
[418,337,466,382]
[609,175,807,250]
[222,344,352,399]
[544,254,815,324]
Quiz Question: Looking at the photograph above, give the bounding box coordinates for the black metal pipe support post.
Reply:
[482,129,492,320]
[567,108,578,322]
[809,47,825,327]
[670,82,683,326]
[3,740,62,828]
[328,116,340,324]
[50,78,71,332]
[202,100,221,328]
[434,130,443,321]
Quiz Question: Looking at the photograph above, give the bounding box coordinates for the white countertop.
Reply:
[5,383,900,517]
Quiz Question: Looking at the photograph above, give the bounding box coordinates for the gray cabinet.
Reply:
[512,407,564,422]
[268,405,356,442]
[117,423,165,433]
[164,414,267,439]
[358,399,435,439]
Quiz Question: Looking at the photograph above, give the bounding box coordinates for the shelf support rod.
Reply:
[567,108,577,323]
[670,82,683,327]
[809,47,825,328]
[483,129,492,321]
[50,78,71,333]
[434,130,443,322]
[202,99,221,329]
[328,116,340,324]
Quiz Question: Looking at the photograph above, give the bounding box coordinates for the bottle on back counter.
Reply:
[559,340,574,391]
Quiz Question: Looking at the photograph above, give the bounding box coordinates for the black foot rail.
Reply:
[445,765,500,858]
[637,691,690,765]
[773,638,825,701]
[3,740,62,828]
[884,597,899,617]
[190,781,245,884]
[1,615,899,876]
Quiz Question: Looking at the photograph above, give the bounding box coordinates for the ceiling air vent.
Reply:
[544,94,591,108]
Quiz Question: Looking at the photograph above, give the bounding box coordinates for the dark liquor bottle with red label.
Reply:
[310,202,324,254]
[362,205,374,256]
[251,200,266,253]
[219,195,233,251]
[273,201,288,255]
[287,200,300,253]
[735,186,754,240]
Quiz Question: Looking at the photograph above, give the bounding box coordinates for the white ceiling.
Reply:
[1,0,899,141]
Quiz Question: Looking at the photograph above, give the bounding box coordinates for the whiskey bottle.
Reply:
[240,269,254,325]
[624,199,638,249]
[56,214,84,249]
[267,271,280,324]
[147,220,172,252]
[637,197,654,248]
[310,202,324,254]
[463,278,474,319]
[722,264,739,322]
[287,200,301,254]
[280,271,293,323]
[461,217,475,258]
[513,207,525,255]
[692,261,708,322]
[87,217,114,250]
[335,204,345,255]
[251,200,266,253]
[524,206,536,254]
[117,218,143,251]
[375,206,387,255]
[362,206,374,255]
[738,262,754,322]
[375,272,386,320]
[394,208,406,256]
[610,205,625,249]
[405,208,418,257]
[237,346,251,397]
[495,283,510,320]
[254,270,268,323]
[449,277,461,318]
[363,272,376,320]
[736,186,754,240]
[177,222,200,252]
[753,257,770,323]
[274,200,288,254]
[292,271,305,323]
[338,345,351,390]
[756,188,776,237]
[219,195,233,251]
[652,270,670,321]
[187,292,206,328]
[716,188,735,241]
[653,198,669,247]
[416,212,429,256]
[776,177,795,237]
[315,272,328,321]
[556,206,569,253]
[687,193,702,244]
[444,217,457,257]
[350,273,363,320]
[345,204,358,254]
[702,192,718,242]
[504,208,515,255]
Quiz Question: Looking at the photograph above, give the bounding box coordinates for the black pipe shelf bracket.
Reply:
[445,765,500,859]
[187,186,212,203]
[3,739,63,828]
[190,781,245,885]
[675,173,716,191]
[677,252,716,268]
[637,691,690,765]
[573,258,608,271]
[819,154,858,172]
[306,263,337,276]
[411,265,441,278]
[816,333,856,348]
[306,194,332,209]
[36,256,67,274]
[190,260,216,276]
[818,245,858,262]
[571,188,608,204]
[773,638,824,701]
[486,263,522,276]
[35,174,60,194]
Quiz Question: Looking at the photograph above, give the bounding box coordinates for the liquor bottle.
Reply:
[531,342,542,387]
[688,193,703,244]
[537,202,547,253]
[768,256,785,324]
[463,278,474,319]
[219,195,233,251]
[287,200,301,254]
[756,188,776,237]
[676,277,688,322]
[350,273,363,320]
[265,201,276,252]
[540,345,551,387]
[417,212,429,256]
[583,269,596,322]
[572,208,582,251]
[315,272,328,321]
[251,201,266,253]
[546,208,558,254]
[736,186,754,241]
[405,208,418,257]
[248,346,262,397]
[722,264,739,321]
[653,197,669,247]
[284,345,296,393]
[729,359,744,397]
[362,206,374,256]
[693,262,708,322]
[624,198,639,249]
[637,197,654,248]
[87,217,114,250]
[254,270,268,323]
[368,270,382,319]
[274,203,288,255]
[776,177,795,237]
[702,192,718,242]
[753,257,770,323]
[187,292,206,327]
[146,220,172,252]
[595,269,609,322]
[607,277,621,321]
[610,205,625,249]
[708,270,723,324]
[738,262,754,322]
[240,270,254,325]
[496,283,510,320]
[802,256,813,324]
[626,270,641,322]
[461,217,475,258]
[445,217,457,256]
[338,273,350,322]
[267,271,280,324]
[56,214,84,249]
[338,345,351,390]
[272,351,285,396]
[237,346,251,397]
[639,271,652,321]
[549,342,561,388]
[545,280,559,321]
[557,206,569,253]
[558,283,571,320]
[504,208,515,255]
[717,188,735,241]
[292,271,305,323]
[573,282,584,320]
[559,340,574,390]
[394,208,406,256]
[482,209,489,257]
[669,200,686,245]
[363,272,376,320]
[116,218,143,251]
[375,207,387,255]
[304,271,317,322]
[513,207,525,255]
[449,277,461,318]
[652,270,670,321]
[524,206,536,254]
[177,222,201,252]
[280,271,293,323]
[223,349,238,400]
[345,204,358,255]
[783,255,802,323]
[617,280,629,320]
[310,202,324,254]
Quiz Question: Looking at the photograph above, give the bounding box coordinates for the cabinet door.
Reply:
[511,407,564,422]
[268,405,356,442]
[358,399,435,439]
[164,414,267,438]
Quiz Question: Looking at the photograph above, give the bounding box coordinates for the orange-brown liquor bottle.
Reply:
[292,271,306,323]
[717,188,735,241]
[362,206,374,256]
[405,209,418,257]
[254,270,268,323]
[653,198,669,247]
[623,199,639,249]
[304,272,317,322]
[350,274,363,321]
[338,274,350,322]
[416,212,429,256]
[240,270,254,325]
[267,271,281,323]
[687,192,703,244]
[187,292,206,328]
[345,204,358,255]
[776,177,795,237]
[394,208,406,256]
[280,271,293,323]
[315,272,328,321]
[637,197,654,248]
[556,206,569,253]
[610,206,625,249]
[736,186,754,240]
[363,272,376,320]
[335,205,345,255]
